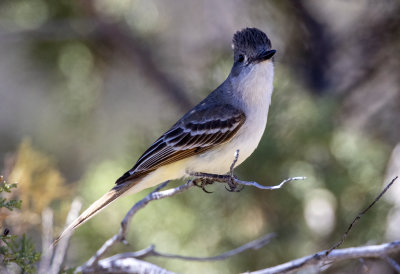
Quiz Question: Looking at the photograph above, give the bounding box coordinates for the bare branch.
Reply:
[235,177,306,190]
[88,257,176,274]
[383,255,400,273]
[38,208,54,273]
[77,177,278,272]
[80,234,274,273]
[97,233,275,264]
[229,149,240,177]
[75,157,396,274]
[49,198,82,274]
[191,150,305,191]
[248,241,400,274]
[77,180,196,271]
[77,150,302,272]
[247,176,399,274]
[326,176,398,255]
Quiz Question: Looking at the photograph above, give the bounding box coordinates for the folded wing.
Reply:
[116,104,246,184]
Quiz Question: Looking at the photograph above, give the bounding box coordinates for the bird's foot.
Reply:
[191,172,245,193]
[193,178,214,194]
[225,174,244,192]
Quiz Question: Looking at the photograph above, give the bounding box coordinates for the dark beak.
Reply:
[257,49,276,62]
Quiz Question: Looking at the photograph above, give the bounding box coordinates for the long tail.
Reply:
[53,181,136,246]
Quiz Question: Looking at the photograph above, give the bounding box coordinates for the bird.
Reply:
[54,27,276,244]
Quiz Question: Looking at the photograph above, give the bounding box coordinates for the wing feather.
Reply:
[115,104,246,185]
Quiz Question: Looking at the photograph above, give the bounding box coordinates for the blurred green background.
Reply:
[1,0,400,273]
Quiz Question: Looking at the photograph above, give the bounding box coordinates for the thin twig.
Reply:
[358,258,369,273]
[50,198,82,274]
[248,176,399,274]
[77,180,196,271]
[120,181,172,238]
[325,176,398,255]
[235,177,306,190]
[191,150,305,191]
[383,255,400,273]
[100,233,275,263]
[230,149,240,177]
[79,181,172,269]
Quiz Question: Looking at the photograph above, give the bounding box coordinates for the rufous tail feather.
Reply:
[52,180,136,246]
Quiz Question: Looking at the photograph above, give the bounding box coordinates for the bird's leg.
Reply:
[225,174,244,192]
[190,149,245,192]
[225,149,244,192]
[192,178,214,194]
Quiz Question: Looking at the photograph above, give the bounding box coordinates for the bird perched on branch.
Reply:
[54,27,276,244]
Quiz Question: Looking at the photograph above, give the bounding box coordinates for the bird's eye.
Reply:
[238,54,245,63]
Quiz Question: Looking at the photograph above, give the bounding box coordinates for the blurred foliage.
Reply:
[9,140,70,212]
[0,0,399,273]
[9,140,69,212]
[0,177,41,273]
[4,140,72,237]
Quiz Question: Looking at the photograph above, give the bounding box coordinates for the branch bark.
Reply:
[80,234,275,273]
[247,176,400,274]
[91,257,175,274]
[326,176,398,255]
[50,198,83,274]
[99,233,274,262]
[76,176,292,272]
[37,198,83,274]
[248,241,400,274]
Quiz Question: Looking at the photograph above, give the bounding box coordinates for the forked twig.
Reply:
[48,198,82,274]
[248,241,400,274]
[248,176,399,274]
[383,255,400,273]
[98,233,275,264]
[191,150,305,191]
[78,180,196,271]
[325,176,398,256]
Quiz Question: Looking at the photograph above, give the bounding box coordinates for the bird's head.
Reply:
[230,28,276,78]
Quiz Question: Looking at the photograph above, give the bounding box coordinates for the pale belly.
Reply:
[184,115,267,175]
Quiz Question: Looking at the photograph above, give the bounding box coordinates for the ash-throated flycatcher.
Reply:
[55,27,276,244]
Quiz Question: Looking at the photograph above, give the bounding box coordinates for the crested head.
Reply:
[227,28,275,106]
[232,28,273,64]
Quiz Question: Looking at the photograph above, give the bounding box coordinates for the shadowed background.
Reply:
[0,0,400,273]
